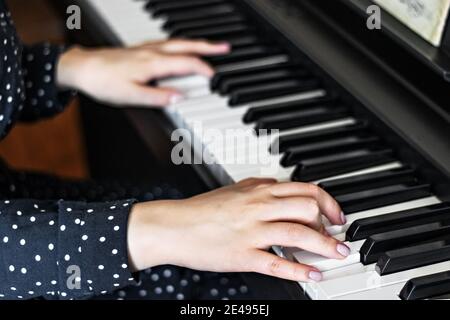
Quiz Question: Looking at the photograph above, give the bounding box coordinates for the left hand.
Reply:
[56,39,230,107]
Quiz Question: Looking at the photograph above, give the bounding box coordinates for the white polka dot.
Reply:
[163,269,172,278]
[110,206,116,210]
[12,224,17,230]
[36,282,42,286]
[9,265,14,272]
[21,268,27,274]
[35,255,41,262]
[112,249,118,255]
[99,237,106,243]
[166,285,174,293]
[28,291,34,295]
[66,208,72,212]
[98,265,104,270]
[74,218,81,224]
[3,236,8,243]
[30,216,36,222]
[113,274,119,279]
[19,239,26,246]
[10,287,16,291]
[16,211,22,216]
[87,209,93,213]
[176,293,185,300]
[60,225,66,231]
[78,246,82,253]
[48,243,54,251]
[60,292,67,297]
[154,287,163,294]
[107,216,114,221]
[121,263,127,269]
[64,254,70,261]
[113,226,120,231]
[139,289,147,297]
[51,280,57,285]
[49,220,55,226]
[81,235,88,241]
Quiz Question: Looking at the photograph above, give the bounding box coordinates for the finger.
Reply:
[248,250,322,282]
[260,197,323,231]
[126,84,183,107]
[263,222,350,260]
[151,55,215,78]
[269,182,344,225]
[154,39,231,56]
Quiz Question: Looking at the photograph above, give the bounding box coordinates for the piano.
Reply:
[64,0,450,300]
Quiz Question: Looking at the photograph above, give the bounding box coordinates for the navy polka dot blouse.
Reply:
[0,2,139,300]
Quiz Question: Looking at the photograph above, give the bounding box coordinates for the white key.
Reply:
[334,283,404,300]
[325,196,442,235]
[316,261,450,299]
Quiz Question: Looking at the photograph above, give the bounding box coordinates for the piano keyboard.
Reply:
[82,0,450,300]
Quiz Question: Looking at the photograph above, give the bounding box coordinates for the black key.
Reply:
[346,203,450,242]
[376,238,450,276]
[151,0,226,17]
[400,271,450,300]
[292,148,395,182]
[218,68,310,95]
[229,79,321,106]
[337,182,432,214]
[320,167,417,196]
[207,45,283,66]
[245,96,339,126]
[162,4,237,26]
[272,121,369,154]
[359,219,450,264]
[212,61,297,90]
[281,135,379,167]
[255,105,349,133]
[177,23,254,40]
[168,14,246,35]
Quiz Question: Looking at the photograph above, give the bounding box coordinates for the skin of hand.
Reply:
[56,39,230,107]
[127,178,350,283]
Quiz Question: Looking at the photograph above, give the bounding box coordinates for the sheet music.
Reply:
[374,0,450,46]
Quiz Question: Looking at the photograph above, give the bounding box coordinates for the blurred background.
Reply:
[0,0,88,179]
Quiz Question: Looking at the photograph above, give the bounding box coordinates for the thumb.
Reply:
[127,84,184,107]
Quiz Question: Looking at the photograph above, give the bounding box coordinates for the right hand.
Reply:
[127,178,349,283]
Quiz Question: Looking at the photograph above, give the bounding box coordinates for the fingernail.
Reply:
[340,211,347,224]
[337,243,351,257]
[170,94,184,105]
[308,271,323,282]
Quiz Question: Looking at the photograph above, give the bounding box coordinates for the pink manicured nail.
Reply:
[308,271,323,282]
[337,243,351,257]
[170,94,184,105]
[340,211,347,224]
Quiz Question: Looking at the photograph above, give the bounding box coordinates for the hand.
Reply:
[127,178,349,283]
[57,39,230,107]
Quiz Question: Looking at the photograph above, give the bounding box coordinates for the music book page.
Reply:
[374,0,450,46]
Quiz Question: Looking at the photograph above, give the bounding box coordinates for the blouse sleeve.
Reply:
[18,43,75,122]
[0,199,139,300]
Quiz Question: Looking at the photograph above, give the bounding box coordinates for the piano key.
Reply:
[292,148,395,182]
[319,167,416,196]
[229,79,322,106]
[160,4,237,25]
[217,68,310,95]
[178,23,254,40]
[334,283,404,300]
[215,55,290,73]
[244,95,335,124]
[207,45,284,66]
[212,61,301,91]
[256,105,350,133]
[336,182,432,214]
[151,0,227,17]
[326,196,442,236]
[376,238,450,276]
[360,219,450,265]
[169,14,246,35]
[315,261,450,299]
[280,135,380,167]
[400,271,450,300]
[346,202,450,242]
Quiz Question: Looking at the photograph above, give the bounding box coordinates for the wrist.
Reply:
[127,200,180,271]
[56,46,92,91]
